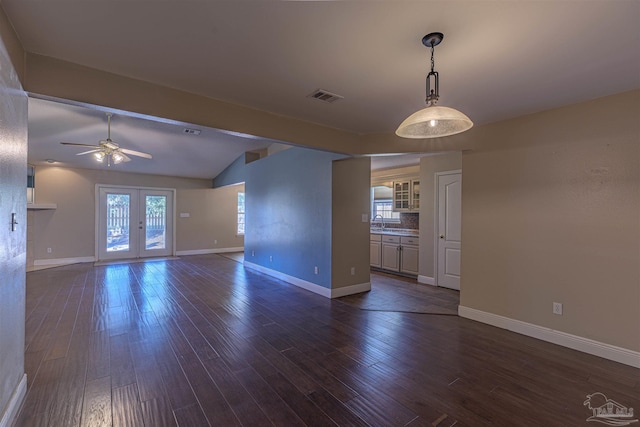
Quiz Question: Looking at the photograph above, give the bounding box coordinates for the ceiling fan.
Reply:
[61,113,152,166]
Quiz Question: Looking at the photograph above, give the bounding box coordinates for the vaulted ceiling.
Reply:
[3,1,639,178]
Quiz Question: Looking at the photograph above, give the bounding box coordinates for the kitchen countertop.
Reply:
[370,228,419,237]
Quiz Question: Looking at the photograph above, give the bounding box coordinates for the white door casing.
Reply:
[436,171,462,290]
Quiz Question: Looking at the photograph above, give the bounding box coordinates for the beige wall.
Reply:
[418,152,463,280]
[177,184,244,253]
[461,90,640,352]
[29,166,242,263]
[332,157,372,288]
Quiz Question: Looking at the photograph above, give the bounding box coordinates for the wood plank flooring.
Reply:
[16,254,640,426]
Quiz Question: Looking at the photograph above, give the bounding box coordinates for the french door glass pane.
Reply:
[146,195,166,250]
[106,194,130,252]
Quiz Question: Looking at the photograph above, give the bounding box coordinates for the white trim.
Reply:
[458,305,640,368]
[243,262,371,299]
[330,282,371,298]
[0,374,26,427]
[176,247,244,256]
[418,275,436,286]
[34,256,95,266]
[244,261,332,297]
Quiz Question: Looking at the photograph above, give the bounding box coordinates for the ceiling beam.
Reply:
[24,53,364,155]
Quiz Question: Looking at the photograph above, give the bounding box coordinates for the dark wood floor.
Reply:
[16,254,639,426]
[338,271,459,315]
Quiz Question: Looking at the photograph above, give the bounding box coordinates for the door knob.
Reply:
[439,234,444,239]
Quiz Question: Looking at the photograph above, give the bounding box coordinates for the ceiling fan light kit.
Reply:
[61,113,152,166]
[396,32,473,139]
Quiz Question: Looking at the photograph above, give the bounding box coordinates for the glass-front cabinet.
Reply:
[393,179,420,212]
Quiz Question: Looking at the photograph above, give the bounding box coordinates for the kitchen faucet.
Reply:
[372,214,386,230]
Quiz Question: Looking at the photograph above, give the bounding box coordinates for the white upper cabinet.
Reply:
[393,179,420,212]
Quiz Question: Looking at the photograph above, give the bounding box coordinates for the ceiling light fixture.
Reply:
[396,32,473,139]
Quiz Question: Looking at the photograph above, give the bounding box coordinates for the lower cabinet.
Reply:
[400,240,419,275]
[370,234,382,268]
[381,235,401,270]
[371,233,419,277]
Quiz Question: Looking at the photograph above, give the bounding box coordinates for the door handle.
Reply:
[11,213,18,231]
[439,234,444,239]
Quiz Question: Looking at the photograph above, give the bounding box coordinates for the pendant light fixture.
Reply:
[396,32,473,139]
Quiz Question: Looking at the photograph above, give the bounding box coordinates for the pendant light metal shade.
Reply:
[396,104,473,138]
[396,32,472,139]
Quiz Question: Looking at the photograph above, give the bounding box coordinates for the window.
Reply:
[237,192,245,235]
[372,199,400,222]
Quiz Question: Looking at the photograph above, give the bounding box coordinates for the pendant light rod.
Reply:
[423,32,443,106]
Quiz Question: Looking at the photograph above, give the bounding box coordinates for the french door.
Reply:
[97,186,174,261]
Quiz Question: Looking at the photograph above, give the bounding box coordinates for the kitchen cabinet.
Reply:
[370,234,382,268]
[381,235,401,270]
[400,236,419,275]
[371,233,419,277]
[393,179,420,212]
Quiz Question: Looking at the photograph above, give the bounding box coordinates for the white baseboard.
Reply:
[244,261,332,298]
[0,374,26,427]
[176,247,244,256]
[243,262,369,299]
[330,282,371,298]
[418,275,436,286]
[458,305,640,368]
[33,256,95,267]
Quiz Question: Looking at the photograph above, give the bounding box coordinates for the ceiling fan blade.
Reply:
[76,149,101,156]
[61,142,101,148]
[120,148,152,159]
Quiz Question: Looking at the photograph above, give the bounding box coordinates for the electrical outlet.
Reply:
[553,302,563,315]
[251,250,255,257]
[47,247,52,253]
[214,239,217,245]
[269,256,273,262]
[314,266,319,275]
[350,267,355,275]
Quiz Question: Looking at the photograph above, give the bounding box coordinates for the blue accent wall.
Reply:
[212,152,260,188]
[244,147,346,288]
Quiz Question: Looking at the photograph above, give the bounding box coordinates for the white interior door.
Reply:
[437,172,462,290]
[98,187,173,261]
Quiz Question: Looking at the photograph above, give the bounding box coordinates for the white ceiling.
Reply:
[27,97,277,179]
[4,1,639,177]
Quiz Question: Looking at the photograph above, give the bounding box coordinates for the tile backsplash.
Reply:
[383,213,419,230]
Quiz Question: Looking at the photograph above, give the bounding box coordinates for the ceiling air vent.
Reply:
[183,128,201,135]
[307,89,344,103]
